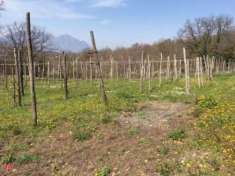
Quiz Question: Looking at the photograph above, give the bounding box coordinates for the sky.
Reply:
[1,0,235,49]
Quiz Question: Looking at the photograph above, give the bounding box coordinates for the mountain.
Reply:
[50,34,89,53]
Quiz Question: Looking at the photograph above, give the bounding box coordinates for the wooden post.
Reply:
[59,56,62,80]
[140,51,144,93]
[116,62,119,80]
[90,31,108,105]
[26,12,38,127]
[196,57,201,88]
[147,55,151,91]
[4,57,8,90]
[72,60,75,80]
[11,67,16,107]
[63,52,68,99]
[199,57,204,86]
[110,56,114,79]
[47,61,50,85]
[173,54,178,80]
[18,49,24,96]
[14,48,22,106]
[179,59,182,78]
[85,62,88,80]
[159,52,163,86]
[52,63,55,81]
[166,56,170,80]
[128,56,131,80]
[89,57,93,80]
[183,48,190,95]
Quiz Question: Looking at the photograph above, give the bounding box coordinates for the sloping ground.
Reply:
[1,101,193,176]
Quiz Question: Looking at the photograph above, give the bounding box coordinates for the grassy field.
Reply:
[0,74,234,175]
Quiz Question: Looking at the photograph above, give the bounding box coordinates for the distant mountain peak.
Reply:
[50,34,89,53]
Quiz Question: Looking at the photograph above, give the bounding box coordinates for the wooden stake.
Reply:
[183,48,190,95]
[166,56,170,80]
[110,56,114,79]
[140,51,144,93]
[159,52,163,86]
[14,48,22,106]
[90,31,108,105]
[12,67,16,107]
[128,56,131,80]
[147,55,151,91]
[89,57,93,80]
[196,57,201,88]
[63,52,68,99]
[26,12,38,127]
[173,54,178,80]
[18,49,24,96]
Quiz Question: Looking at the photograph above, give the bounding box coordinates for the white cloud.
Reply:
[1,0,95,23]
[92,0,126,8]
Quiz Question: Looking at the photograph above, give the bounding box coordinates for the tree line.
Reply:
[90,16,235,62]
[0,14,235,63]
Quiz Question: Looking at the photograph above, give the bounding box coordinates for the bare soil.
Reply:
[3,101,193,176]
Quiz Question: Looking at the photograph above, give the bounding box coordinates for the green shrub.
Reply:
[168,129,186,141]
[115,90,135,100]
[196,96,218,109]
[95,166,111,176]
[12,126,22,136]
[73,124,93,142]
[159,146,169,155]
[99,114,112,124]
[156,162,172,176]
[1,153,16,164]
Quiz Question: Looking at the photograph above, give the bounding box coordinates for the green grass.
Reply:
[0,75,235,175]
[168,128,186,141]
[0,74,234,143]
[95,166,111,176]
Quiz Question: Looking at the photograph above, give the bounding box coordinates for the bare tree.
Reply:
[179,16,234,58]
[3,22,52,56]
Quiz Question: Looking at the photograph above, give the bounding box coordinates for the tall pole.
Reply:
[14,48,22,106]
[159,52,163,86]
[140,51,144,93]
[26,12,38,127]
[183,48,190,95]
[18,49,24,96]
[90,31,108,105]
[63,52,68,99]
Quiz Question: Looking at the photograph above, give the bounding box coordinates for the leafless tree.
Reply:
[179,16,234,58]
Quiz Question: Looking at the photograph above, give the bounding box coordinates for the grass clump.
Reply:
[168,128,186,141]
[128,127,140,137]
[95,166,111,176]
[156,162,173,176]
[16,153,39,164]
[73,128,93,142]
[1,153,16,164]
[158,146,170,156]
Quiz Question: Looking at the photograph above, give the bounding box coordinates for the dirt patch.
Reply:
[118,102,191,135]
[2,101,193,176]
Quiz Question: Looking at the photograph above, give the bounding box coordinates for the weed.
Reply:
[16,153,39,164]
[156,162,172,176]
[1,153,16,164]
[128,127,140,137]
[95,166,111,176]
[168,128,186,141]
[159,146,169,155]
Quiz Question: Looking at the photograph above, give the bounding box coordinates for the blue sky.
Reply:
[1,0,235,48]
